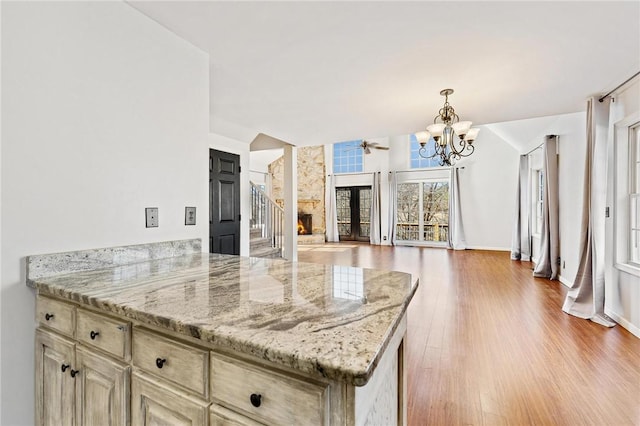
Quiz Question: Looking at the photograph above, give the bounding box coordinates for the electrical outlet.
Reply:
[185,207,196,225]
[383,236,387,241]
[145,208,158,228]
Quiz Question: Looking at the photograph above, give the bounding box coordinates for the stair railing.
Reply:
[250,181,284,256]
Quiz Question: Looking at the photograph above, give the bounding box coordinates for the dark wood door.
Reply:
[210,149,240,255]
[336,186,372,242]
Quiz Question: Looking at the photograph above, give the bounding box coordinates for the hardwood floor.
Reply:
[297,244,640,426]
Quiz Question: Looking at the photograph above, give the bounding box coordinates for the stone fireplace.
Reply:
[269,146,326,244]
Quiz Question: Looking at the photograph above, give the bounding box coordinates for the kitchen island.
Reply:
[28,240,418,425]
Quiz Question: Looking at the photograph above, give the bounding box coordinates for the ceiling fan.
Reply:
[360,140,390,154]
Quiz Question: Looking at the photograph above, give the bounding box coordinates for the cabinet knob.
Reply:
[155,358,166,369]
[250,393,262,408]
[61,364,70,373]
[70,369,80,378]
[90,331,100,340]
[45,313,54,321]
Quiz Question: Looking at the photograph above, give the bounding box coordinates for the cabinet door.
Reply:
[35,329,75,426]
[132,372,208,426]
[210,405,264,426]
[75,346,130,426]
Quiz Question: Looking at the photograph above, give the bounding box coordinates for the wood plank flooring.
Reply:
[297,244,640,426]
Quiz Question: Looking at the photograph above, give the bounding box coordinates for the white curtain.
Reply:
[533,135,560,279]
[388,171,398,245]
[325,174,339,242]
[448,167,467,250]
[511,155,532,261]
[562,97,615,327]
[370,172,381,244]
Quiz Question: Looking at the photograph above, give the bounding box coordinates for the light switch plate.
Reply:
[145,207,158,228]
[185,207,196,225]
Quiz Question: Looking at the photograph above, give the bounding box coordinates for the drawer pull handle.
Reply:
[90,331,100,340]
[45,313,54,321]
[70,369,80,378]
[155,358,167,369]
[250,393,262,408]
[61,364,70,373]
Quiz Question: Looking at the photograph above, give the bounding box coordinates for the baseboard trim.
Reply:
[558,275,573,288]
[465,246,510,252]
[605,308,640,339]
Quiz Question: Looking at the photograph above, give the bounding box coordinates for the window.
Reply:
[533,169,544,235]
[410,134,447,168]
[614,113,640,274]
[333,140,363,173]
[630,124,640,265]
[396,178,449,244]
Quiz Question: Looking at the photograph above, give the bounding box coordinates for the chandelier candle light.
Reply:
[415,89,480,166]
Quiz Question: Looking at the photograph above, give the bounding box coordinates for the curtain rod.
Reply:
[391,167,463,173]
[524,144,543,156]
[327,172,378,176]
[599,71,640,102]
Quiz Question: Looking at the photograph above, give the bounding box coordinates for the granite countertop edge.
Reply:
[34,279,418,386]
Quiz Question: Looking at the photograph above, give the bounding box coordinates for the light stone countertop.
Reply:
[31,253,418,386]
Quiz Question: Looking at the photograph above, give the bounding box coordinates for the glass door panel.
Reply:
[396,183,420,241]
[336,188,352,237]
[359,188,371,238]
[422,181,449,242]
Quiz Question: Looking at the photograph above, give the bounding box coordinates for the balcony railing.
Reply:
[395,223,449,242]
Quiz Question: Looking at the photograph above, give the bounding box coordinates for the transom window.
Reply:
[410,134,446,168]
[333,140,363,174]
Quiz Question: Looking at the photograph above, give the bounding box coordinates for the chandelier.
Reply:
[415,89,479,166]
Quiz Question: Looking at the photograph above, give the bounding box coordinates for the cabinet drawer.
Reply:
[132,327,209,398]
[36,296,75,337]
[210,353,328,425]
[76,309,130,361]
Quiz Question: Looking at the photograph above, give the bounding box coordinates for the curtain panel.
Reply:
[533,135,560,280]
[370,172,381,245]
[388,171,398,245]
[448,167,467,250]
[511,155,532,261]
[562,97,615,327]
[325,174,340,242]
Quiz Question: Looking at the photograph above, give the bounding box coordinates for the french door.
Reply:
[336,186,372,242]
[395,178,450,246]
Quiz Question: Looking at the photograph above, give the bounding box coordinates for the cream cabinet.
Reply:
[35,297,131,426]
[35,329,76,426]
[36,294,407,425]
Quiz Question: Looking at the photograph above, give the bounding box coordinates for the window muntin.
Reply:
[333,140,363,174]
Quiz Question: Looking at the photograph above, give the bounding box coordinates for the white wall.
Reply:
[456,128,519,250]
[209,133,251,256]
[1,3,209,424]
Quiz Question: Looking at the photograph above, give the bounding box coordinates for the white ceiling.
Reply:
[128,1,640,147]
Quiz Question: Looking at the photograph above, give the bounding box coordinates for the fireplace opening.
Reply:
[298,214,312,235]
